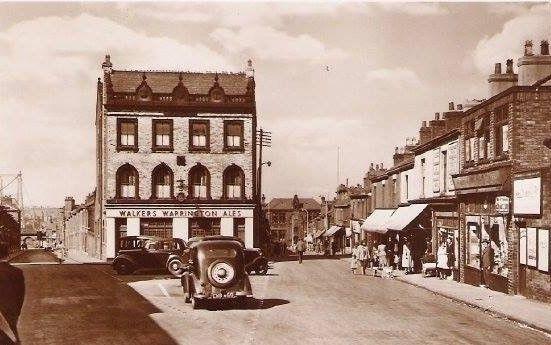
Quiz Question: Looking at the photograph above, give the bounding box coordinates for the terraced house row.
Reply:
[324,40,551,303]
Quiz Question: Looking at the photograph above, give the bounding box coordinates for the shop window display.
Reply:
[467,222,481,268]
[489,217,508,277]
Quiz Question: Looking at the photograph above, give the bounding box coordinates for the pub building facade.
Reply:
[452,40,551,302]
[96,56,259,260]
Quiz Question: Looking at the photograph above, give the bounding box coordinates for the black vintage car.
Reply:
[244,248,269,275]
[180,236,253,309]
[112,236,187,275]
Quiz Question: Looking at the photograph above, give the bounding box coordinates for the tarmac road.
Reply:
[9,254,551,345]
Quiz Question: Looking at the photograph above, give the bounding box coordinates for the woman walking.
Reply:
[436,241,449,279]
[402,240,413,274]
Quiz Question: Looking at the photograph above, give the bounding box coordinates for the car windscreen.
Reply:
[203,248,237,259]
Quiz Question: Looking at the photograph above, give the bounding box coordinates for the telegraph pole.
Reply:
[256,128,271,200]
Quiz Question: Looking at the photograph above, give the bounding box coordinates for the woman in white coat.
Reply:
[436,241,449,279]
[401,241,413,274]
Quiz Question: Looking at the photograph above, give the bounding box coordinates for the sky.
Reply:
[0,1,550,207]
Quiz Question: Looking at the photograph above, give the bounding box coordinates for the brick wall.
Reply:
[104,114,254,200]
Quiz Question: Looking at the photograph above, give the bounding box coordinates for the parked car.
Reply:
[244,248,269,275]
[180,236,253,309]
[112,236,187,275]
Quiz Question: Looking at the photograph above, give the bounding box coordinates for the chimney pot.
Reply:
[457,104,463,110]
[245,58,255,78]
[395,146,399,153]
[380,162,384,169]
[375,164,379,170]
[494,63,502,74]
[370,162,374,170]
[435,112,440,120]
[449,102,455,111]
[422,120,427,128]
[506,59,514,74]
[524,40,534,56]
[541,40,550,55]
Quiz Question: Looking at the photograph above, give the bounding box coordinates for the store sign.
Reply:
[495,196,510,214]
[105,208,253,218]
[513,177,541,215]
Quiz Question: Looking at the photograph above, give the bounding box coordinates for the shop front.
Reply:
[104,204,255,259]
[454,165,511,293]
[433,205,460,281]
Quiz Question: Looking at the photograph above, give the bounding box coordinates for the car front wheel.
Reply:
[115,260,134,275]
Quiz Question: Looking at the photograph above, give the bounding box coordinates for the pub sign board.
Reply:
[513,176,541,215]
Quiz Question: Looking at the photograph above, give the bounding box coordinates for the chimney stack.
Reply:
[457,104,463,110]
[494,63,502,74]
[524,40,534,56]
[245,59,255,78]
[370,162,374,170]
[380,162,384,169]
[102,54,113,74]
[435,112,440,121]
[541,40,550,55]
[448,102,454,111]
[506,59,514,74]
[422,120,427,127]
[375,164,379,170]
[395,146,399,154]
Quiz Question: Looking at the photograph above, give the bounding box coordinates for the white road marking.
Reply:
[158,282,170,297]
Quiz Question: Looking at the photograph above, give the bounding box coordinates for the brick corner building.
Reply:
[96,56,259,260]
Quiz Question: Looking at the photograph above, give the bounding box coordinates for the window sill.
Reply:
[152,147,173,153]
[116,146,139,153]
[189,147,210,153]
[493,154,509,162]
[223,147,245,153]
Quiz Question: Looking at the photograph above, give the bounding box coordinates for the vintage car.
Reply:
[112,235,187,275]
[244,248,269,275]
[180,236,253,309]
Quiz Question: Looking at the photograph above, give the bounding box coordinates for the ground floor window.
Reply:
[189,218,221,238]
[467,221,481,269]
[233,218,245,242]
[140,218,173,238]
[115,218,127,253]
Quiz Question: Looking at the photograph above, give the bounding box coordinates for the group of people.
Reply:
[350,237,417,275]
[436,236,456,279]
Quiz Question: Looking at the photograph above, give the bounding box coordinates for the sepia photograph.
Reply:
[0,1,550,344]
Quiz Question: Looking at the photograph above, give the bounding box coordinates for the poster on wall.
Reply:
[513,177,541,215]
[519,228,527,265]
[527,227,537,267]
[538,229,549,272]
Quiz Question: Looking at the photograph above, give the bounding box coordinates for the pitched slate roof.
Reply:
[109,70,250,95]
[266,198,321,211]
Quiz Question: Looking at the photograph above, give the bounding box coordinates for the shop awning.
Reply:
[313,228,326,239]
[452,166,510,195]
[304,234,313,243]
[385,204,429,231]
[323,225,343,237]
[361,209,395,234]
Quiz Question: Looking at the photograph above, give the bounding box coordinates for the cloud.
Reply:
[365,68,422,89]
[210,25,348,62]
[379,3,449,16]
[118,2,341,27]
[471,4,551,74]
[0,13,233,206]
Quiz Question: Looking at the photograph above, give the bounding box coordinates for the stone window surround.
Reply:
[151,118,174,152]
[116,118,139,152]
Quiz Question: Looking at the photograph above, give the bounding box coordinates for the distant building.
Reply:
[63,191,98,258]
[266,195,320,244]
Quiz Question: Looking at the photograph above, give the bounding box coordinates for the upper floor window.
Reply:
[117,118,138,152]
[189,164,210,199]
[152,164,173,199]
[152,119,173,152]
[223,165,245,199]
[476,116,489,161]
[224,121,244,151]
[190,120,210,151]
[495,106,509,157]
[116,164,139,199]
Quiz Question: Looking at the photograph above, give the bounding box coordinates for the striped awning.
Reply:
[361,209,395,234]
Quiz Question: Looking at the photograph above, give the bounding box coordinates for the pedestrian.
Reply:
[481,239,494,286]
[436,241,449,279]
[357,241,369,275]
[371,243,378,268]
[296,238,306,264]
[377,241,387,269]
[402,240,413,274]
[350,244,359,274]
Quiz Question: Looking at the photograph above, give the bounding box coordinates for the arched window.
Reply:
[223,165,245,199]
[151,164,173,199]
[189,164,210,199]
[116,164,139,199]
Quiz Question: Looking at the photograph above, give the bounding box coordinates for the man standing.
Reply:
[481,239,494,286]
[296,238,306,264]
[357,241,369,275]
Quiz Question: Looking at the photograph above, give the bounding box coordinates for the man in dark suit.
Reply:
[481,240,494,286]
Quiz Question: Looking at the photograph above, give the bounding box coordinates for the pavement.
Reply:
[62,249,105,264]
[396,273,551,334]
[3,250,550,344]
